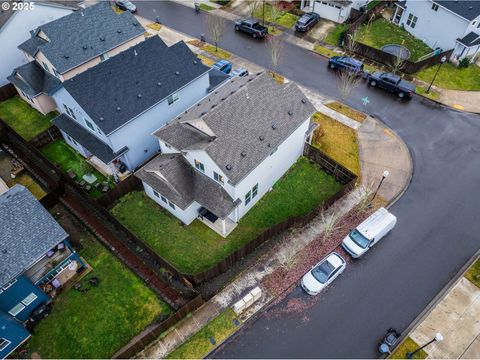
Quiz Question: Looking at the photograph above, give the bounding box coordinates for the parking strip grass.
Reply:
[312,112,360,177]
[465,258,480,288]
[199,3,215,11]
[111,157,343,274]
[415,85,440,101]
[326,101,367,123]
[253,3,298,29]
[0,96,56,140]
[167,309,240,359]
[188,39,232,60]
[27,231,171,359]
[390,337,427,359]
[415,63,480,91]
[313,43,342,58]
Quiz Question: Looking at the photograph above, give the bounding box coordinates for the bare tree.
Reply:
[247,0,260,17]
[337,70,361,102]
[320,210,341,243]
[390,52,406,74]
[364,13,375,33]
[204,14,226,52]
[352,181,375,213]
[268,0,282,22]
[267,34,283,72]
[344,29,359,55]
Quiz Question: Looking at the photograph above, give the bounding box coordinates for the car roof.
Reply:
[323,252,345,269]
[382,72,401,82]
[214,60,229,66]
[340,56,363,66]
[357,207,396,239]
[243,18,258,24]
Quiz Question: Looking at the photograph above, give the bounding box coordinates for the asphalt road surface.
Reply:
[136,2,480,357]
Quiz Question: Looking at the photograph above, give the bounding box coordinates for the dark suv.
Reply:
[328,56,364,75]
[295,12,320,32]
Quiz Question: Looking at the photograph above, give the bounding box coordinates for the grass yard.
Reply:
[465,258,480,288]
[199,3,215,11]
[326,101,367,122]
[167,309,240,359]
[268,26,283,36]
[41,139,112,198]
[27,231,171,359]
[390,337,427,359]
[253,3,298,29]
[111,157,343,274]
[312,112,361,176]
[0,96,56,140]
[324,23,349,47]
[313,43,342,58]
[356,18,432,61]
[415,63,480,91]
[415,85,440,101]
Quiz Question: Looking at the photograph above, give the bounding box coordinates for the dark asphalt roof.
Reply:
[434,1,480,20]
[63,36,210,135]
[135,153,238,218]
[395,1,406,8]
[0,7,14,30]
[154,72,316,185]
[52,113,121,164]
[17,2,144,73]
[208,68,230,91]
[457,31,480,47]
[7,61,61,97]
[18,36,47,57]
[0,185,68,287]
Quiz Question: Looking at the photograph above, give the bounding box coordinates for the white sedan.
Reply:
[301,252,346,296]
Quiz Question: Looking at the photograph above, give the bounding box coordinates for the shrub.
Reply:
[458,57,470,69]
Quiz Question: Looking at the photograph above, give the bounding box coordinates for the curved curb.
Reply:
[414,93,480,115]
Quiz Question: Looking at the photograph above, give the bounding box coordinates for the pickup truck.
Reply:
[234,19,268,38]
[368,72,416,99]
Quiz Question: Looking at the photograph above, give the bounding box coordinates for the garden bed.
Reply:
[111,157,343,275]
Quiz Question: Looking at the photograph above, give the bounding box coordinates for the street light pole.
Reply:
[371,170,389,203]
[262,0,265,26]
[427,56,446,94]
[407,333,443,359]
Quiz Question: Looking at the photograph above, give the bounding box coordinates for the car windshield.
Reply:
[298,17,309,24]
[349,229,371,249]
[311,260,335,284]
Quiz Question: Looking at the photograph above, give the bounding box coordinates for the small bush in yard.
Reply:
[458,57,470,69]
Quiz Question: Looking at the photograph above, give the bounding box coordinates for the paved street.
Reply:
[135,2,480,358]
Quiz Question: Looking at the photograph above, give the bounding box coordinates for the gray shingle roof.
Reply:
[434,1,480,21]
[18,36,47,57]
[17,2,145,73]
[7,61,61,97]
[62,36,211,135]
[135,154,238,218]
[154,72,316,185]
[457,31,480,47]
[52,113,121,164]
[0,185,68,287]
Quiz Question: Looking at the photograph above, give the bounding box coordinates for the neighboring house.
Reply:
[392,0,480,60]
[136,73,317,237]
[0,1,77,87]
[51,36,225,180]
[300,0,370,23]
[8,2,145,114]
[0,185,86,359]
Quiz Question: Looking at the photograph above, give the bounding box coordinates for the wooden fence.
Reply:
[0,83,17,102]
[112,294,204,359]
[28,126,61,149]
[97,174,142,208]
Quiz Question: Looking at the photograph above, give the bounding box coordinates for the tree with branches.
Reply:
[344,29,359,55]
[268,0,282,23]
[390,52,406,74]
[320,209,341,243]
[204,14,226,52]
[267,34,283,74]
[247,0,260,17]
[337,70,361,102]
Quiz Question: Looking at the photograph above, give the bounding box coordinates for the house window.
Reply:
[161,195,168,203]
[21,293,37,306]
[0,338,11,352]
[42,61,50,73]
[164,142,172,149]
[252,183,258,198]
[167,93,179,105]
[63,104,76,120]
[67,135,78,146]
[53,68,61,78]
[195,159,205,172]
[245,190,251,205]
[84,118,95,132]
[168,201,175,209]
[406,13,418,28]
[97,127,103,135]
[100,53,109,62]
[8,303,25,317]
[21,90,32,102]
[153,190,160,198]
[214,171,224,184]
[431,3,438,11]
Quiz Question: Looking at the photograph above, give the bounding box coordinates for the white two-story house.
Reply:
[392,0,480,60]
[300,0,370,23]
[7,2,145,114]
[50,36,226,180]
[135,73,317,237]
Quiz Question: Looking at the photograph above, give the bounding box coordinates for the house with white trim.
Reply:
[392,0,480,60]
[135,73,317,237]
[300,0,370,24]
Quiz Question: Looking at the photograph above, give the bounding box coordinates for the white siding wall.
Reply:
[0,4,72,86]
[143,182,199,224]
[399,0,469,50]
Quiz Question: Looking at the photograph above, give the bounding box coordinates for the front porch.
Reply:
[88,155,131,182]
[198,207,237,237]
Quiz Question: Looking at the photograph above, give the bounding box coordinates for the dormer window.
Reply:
[84,118,95,132]
[195,159,205,173]
[168,93,179,105]
[431,3,439,11]
[214,171,224,184]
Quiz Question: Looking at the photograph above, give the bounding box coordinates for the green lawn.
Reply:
[465,258,480,288]
[313,44,342,58]
[111,157,343,274]
[41,139,112,198]
[27,232,171,359]
[253,3,299,29]
[390,337,427,359]
[356,18,432,61]
[0,96,56,140]
[11,172,46,199]
[415,63,480,91]
[167,309,240,359]
[324,23,349,46]
[199,3,215,11]
[416,85,440,101]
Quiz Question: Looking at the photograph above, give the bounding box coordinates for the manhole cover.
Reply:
[381,44,411,60]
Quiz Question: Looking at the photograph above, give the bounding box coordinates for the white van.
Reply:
[342,207,396,258]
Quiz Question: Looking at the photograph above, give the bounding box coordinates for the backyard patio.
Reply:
[111,157,344,275]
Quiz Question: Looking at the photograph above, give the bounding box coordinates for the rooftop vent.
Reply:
[134,50,138,56]
[137,94,142,98]
[197,103,201,106]
[214,91,218,94]
[82,45,88,50]
[133,22,138,26]
[100,36,105,41]
[230,91,235,95]
[193,60,198,64]
[301,99,306,104]
[272,124,277,130]
[211,104,216,109]
[117,29,122,34]
[175,71,180,75]
[226,164,232,170]
[116,106,121,111]
[201,112,206,116]
[221,97,226,101]
[241,151,247,157]
[288,110,293,116]
[267,143,271,147]
[157,82,162,86]
[63,55,69,59]
[259,135,265,141]
[99,117,104,121]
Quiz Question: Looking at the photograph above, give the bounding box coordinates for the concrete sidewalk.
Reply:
[135,19,413,359]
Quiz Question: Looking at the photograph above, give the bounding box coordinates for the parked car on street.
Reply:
[115,0,137,12]
[295,12,320,32]
[342,207,397,258]
[231,67,249,77]
[301,252,346,296]
[328,56,364,75]
[212,60,232,74]
[234,19,268,38]
[368,72,416,99]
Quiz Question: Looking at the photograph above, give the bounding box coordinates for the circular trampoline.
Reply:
[381,44,411,60]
